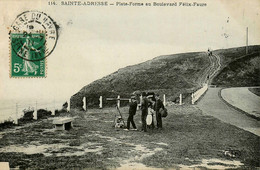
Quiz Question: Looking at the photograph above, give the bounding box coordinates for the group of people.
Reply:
[125,92,165,132]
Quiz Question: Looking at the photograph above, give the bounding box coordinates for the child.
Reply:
[147,95,155,129]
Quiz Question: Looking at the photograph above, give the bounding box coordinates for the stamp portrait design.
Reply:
[10,11,58,77]
[11,32,46,77]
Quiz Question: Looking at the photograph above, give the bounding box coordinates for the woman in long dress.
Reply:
[18,36,39,75]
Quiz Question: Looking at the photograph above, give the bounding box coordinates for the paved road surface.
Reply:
[197,88,260,136]
[222,87,260,119]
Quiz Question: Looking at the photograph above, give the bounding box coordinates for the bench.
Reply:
[0,162,9,170]
[53,117,74,130]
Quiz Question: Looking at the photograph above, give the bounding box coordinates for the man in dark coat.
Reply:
[141,92,149,132]
[154,94,165,129]
[125,96,138,131]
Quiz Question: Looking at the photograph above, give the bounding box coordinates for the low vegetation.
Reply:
[249,88,260,97]
[0,106,259,169]
[212,51,260,87]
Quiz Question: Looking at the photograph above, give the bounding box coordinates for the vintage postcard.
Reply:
[0,0,259,169]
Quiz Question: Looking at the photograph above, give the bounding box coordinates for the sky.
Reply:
[0,0,259,102]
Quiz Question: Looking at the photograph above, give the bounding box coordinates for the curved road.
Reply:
[197,88,260,136]
[222,87,260,119]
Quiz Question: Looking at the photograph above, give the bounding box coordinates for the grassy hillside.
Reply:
[249,88,260,97]
[212,46,260,87]
[71,52,210,108]
[71,45,260,108]
[214,45,260,67]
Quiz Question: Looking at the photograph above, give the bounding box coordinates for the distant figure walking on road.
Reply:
[124,96,138,131]
[141,92,149,132]
[154,94,165,129]
[208,48,212,56]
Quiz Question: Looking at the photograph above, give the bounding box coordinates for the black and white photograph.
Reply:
[0,0,259,169]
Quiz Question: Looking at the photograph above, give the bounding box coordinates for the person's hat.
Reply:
[141,92,147,96]
[131,96,136,99]
[133,90,141,95]
[147,95,153,99]
[147,92,155,96]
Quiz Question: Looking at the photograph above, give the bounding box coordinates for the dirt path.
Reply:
[197,88,260,136]
[208,54,221,84]
[198,52,222,86]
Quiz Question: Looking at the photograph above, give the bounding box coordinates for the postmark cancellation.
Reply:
[9,11,58,78]
[10,31,46,77]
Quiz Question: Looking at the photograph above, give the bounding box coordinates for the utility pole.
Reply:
[246,27,249,54]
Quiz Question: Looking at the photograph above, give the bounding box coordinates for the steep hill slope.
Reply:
[214,45,260,67]
[212,50,260,86]
[71,45,260,108]
[71,52,210,108]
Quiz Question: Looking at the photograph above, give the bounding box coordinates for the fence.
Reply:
[0,99,69,124]
[96,94,169,109]
[191,84,208,104]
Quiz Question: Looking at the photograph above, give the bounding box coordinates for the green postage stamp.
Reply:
[10,32,46,77]
[10,11,59,78]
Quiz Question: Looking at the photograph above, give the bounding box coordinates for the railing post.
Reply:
[52,99,56,116]
[191,84,209,104]
[33,103,36,120]
[117,95,120,108]
[67,99,70,112]
[179,94,182,105]
[83,97,86,111]
[33,101,38,120]
[99,96,103,109]
[163,94,166,106]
